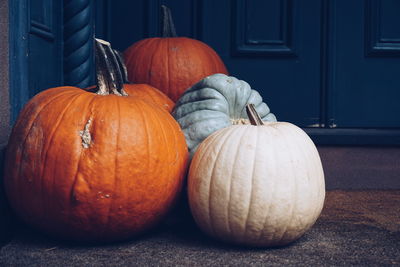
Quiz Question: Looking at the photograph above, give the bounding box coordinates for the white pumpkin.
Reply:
[188,105,325,247]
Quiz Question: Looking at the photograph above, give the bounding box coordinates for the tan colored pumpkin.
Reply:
[188,105,325,247]
[3,39,188,242]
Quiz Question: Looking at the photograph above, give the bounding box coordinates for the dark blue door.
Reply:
[212,0,323,127]
[10,0,95,123]
[10,0,400,143]
[11,0,396,144]
[329,0,400,128]
[96,0,400,144]
[10,0,63,122]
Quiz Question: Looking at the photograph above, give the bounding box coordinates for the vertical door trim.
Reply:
[9,0,29,123]
[319,0,329,128]
[63,0,95,88]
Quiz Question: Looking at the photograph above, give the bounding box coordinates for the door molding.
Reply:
[9,0,29,123]
[63,0,95,88]
[365,0,400,57]
[9,0,95,123]
[232,0,296,57]
[306,128,400,145]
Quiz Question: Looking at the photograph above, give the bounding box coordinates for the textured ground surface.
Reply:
[1,190,399,266]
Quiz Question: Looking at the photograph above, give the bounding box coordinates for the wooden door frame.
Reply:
[9,0,400,145]
[9,0,29,123]
[9,0,95,123]
[303,0,400,145]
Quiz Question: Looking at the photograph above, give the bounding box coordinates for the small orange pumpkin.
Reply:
[108,50,175,112]
[3,39,188,242]
[124,5,228,102]
[123,83,174,112]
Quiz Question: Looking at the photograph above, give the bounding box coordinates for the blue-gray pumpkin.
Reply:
[173,74,277,158]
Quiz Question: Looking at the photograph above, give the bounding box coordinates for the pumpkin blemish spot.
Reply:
[79,118,92,148]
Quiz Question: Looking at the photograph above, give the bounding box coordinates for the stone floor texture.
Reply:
[1,190,399,266]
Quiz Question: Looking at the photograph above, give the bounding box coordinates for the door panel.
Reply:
[28,0,62,97]
[95,0,400,143]
[329,0,400,128]
[98,0,322,127]
[10,0,63,122]
[222,0,322,126]
[95,0,200,48]
[232,0,295,56]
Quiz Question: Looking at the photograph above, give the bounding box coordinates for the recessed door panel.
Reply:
[330,0,400,128]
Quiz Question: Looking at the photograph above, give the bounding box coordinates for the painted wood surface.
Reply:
[94,0,400,144]
[9,0,400,144]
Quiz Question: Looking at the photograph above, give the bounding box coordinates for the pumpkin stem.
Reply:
[161,5,178,37]
[246,104,264,126]
[94,38,128,96]
[113,49,130,84]
[94,40,109,95]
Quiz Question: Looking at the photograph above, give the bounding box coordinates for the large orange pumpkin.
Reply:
[124,5,228,102]
[86,83,175,113]
[3,39,188,242]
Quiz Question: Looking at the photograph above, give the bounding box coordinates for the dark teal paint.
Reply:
[9,0,29,124]
[63,0,95,88]
[9,0,95,124]
[94,0,400,145]
[329,0,400,128]
[9,0,400,144]
[9,0,63,123]
[233,0,296,57]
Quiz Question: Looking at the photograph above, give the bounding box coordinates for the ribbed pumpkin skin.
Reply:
[86,83,174,112]
[173,74,277,158]
[188,123,325,247]
[124,37,228,102]
[4,86,188,242]
[123,83,175,112]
